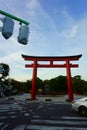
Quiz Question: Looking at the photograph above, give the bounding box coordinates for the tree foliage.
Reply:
[4,75,87,96]
[25,80,32,93]
[72,75,87,95]
[1,63,87,95]
[48,75,67,93]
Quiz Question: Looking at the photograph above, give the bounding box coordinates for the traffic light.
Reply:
[1,17,14,39]
[17,25,29,45]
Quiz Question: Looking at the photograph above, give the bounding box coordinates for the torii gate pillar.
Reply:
[32,60,37,99]
[22,54,82,101]
[66,59,73,100]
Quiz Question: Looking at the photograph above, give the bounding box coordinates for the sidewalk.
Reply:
[37,94,85,102]
[2,93,85,103]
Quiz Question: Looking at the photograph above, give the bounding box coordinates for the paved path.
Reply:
[3,93,85,102]
[0,94,86,130]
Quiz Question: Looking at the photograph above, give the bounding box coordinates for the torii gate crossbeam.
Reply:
[22,54,82,101]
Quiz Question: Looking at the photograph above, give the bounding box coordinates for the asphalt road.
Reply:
[0,96,87,130]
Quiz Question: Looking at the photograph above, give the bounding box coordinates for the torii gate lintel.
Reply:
[22,54,82,101]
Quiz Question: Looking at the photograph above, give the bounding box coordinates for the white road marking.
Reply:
[14,125,87,130]
[2,116,87,130]
[33,115,41,118]
[0,116,7,119]
[31,119,87,125]
[10,115,17,118]
[62,116,87,120]
[13,125,26,130]
[24,113,30,116]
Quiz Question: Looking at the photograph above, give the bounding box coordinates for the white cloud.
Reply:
[0,0,87,81]
[26,0,39,10]
[0,52,22,64]
[26,0,41,18]
[69,25,78,38]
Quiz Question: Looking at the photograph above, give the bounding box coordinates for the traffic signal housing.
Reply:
[18,25,29,45]
[1,17,14,39]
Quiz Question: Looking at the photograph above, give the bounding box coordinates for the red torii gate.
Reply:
[22,54,82,101]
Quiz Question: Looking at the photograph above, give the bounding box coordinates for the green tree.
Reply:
[25,80,32,93]
[73,75,87,95]
[36,77,43,90]
[11,79,26,93]
[49,75,67,93]
[49,78,56,92]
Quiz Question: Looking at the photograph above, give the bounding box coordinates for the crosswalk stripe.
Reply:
[62,116,87,120]
[31,119,87,125]
[14,125,87,130]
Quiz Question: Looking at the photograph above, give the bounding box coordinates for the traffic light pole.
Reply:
[0,10,29,25]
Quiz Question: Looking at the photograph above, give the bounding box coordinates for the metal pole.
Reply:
[0,10,29,25]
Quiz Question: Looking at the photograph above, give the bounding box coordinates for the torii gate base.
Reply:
[22,54,82,101]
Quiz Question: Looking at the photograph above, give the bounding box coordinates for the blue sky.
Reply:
[0,0,87,81]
